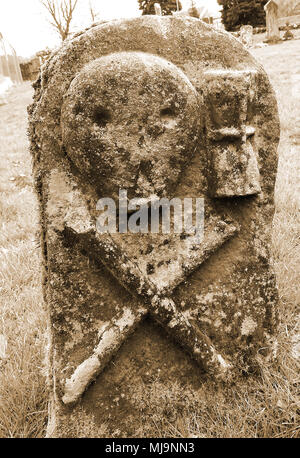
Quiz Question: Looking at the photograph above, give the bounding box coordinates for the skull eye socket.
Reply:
[93,107,111,128]
[160,107,176,119]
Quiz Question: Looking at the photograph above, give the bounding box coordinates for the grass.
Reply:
[0,84,48,437]
[0,38,299,438]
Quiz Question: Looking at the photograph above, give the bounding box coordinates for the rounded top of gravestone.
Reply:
[30,15,279,200]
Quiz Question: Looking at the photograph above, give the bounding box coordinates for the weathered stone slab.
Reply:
[28,16,280,437]
[265,0,280,41]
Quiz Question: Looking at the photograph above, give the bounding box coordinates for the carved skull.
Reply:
[61,52,201,201]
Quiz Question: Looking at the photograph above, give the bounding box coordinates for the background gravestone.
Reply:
[28,16,280,438]
[154,3,162,15]
[265,0,280,41]
[240,25,253,48]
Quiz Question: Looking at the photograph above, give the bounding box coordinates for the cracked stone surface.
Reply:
[28,16,280,437]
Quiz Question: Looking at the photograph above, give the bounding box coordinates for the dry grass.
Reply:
[0,83,48,437]
[0,38,299,438]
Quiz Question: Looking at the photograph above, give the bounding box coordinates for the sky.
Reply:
[0,0,221,58]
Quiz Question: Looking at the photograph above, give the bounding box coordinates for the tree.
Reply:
[40,0,79,41]
[217,0,268,31]
[278,0,300,17]
[138,0,182,16]
[89,0,99,23]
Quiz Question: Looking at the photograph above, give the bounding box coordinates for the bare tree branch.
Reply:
[40,0,78,41]
[89,0,98,23]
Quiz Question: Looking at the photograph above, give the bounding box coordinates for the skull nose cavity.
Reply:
[93,107,111,128]
[160,107,177,129]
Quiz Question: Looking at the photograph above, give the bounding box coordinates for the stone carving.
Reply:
[29,16,280,437]
[240,25,253,48]
[204,69,261,197]
[61,52,201,201]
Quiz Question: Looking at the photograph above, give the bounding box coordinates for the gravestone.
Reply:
[154,3,162,15]
[29,16,280,438]
[240,25,253,47]
[264,0,280,41]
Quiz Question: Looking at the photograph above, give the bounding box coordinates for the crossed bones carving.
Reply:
[61,209,238,405]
